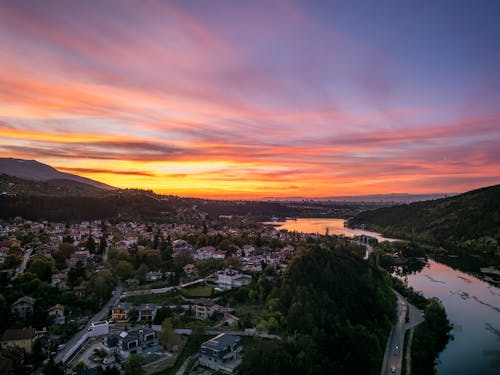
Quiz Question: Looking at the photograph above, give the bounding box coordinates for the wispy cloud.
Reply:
[0,0,499,197]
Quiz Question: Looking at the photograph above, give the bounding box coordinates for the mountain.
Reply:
[348,185,500,270]
[0,158,115,190]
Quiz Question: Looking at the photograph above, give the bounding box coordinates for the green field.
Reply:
[179,285,214,298]
[124,292,183,305]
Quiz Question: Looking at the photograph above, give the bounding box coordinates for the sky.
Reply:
[1,0,499,199]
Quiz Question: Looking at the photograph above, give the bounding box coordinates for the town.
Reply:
[0,216,359,374]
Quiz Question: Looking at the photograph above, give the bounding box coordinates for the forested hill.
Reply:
[348,185,500,262]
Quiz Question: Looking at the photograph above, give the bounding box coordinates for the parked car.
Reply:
[103,355,116,365]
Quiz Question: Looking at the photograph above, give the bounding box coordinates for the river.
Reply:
[267,217,399,242]
[274,218,500,374]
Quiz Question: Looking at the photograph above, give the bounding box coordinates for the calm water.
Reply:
[270,217,399,242]
[404,260,500,374]
[274,218,500,374]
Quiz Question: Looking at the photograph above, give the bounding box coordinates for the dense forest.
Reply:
[348,185,500,270]
[241,244,396,375]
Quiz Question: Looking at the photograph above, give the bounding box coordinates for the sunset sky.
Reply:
[1,0,499,198]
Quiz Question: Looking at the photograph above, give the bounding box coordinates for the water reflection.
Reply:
[404,260,500,374]
[270,218,399,242]
[270,218,500,374]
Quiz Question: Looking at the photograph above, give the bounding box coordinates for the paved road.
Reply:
[54,281,124,364]
[12,248,32,279]
[381,292,424,375]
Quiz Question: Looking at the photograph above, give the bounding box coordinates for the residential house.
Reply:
[213,250,226,260]
[67,250,90,268]
[216,269,252,290]
[194,246,216,260]
[11,297,35,320]
[192,299,219,319]
[113,327,157,360]
[88,321,110,337]
[0,347,25,375]
[145,271,162,282]
[112,302,133,321]
[0,328,37,353]
[356,234,379,246]
[73,283,87,298]
[183,263,196,276]
[137,304,158,322]
[47,304,65,325]
[199,333,243,373]
[51,272,68,288]
[242,245,255,257]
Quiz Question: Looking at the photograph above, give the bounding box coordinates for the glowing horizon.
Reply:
[1,0,499,199]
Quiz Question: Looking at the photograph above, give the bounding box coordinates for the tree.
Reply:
[224,256,242,269]
[115,260,134,279]
[44,358,65,375]
[73,361,88,373]
[173,252,194,271]
[86,236,96,253]
[91,269,115,304]
[136,264,149,283]
[28,255,55,282]
[158,318,182,350]
[103,366,120,375]
[58,242,75,258]
[4,253,22,269]
[98,237,107,255]
[124,354,145,375]
[138,249,161,269]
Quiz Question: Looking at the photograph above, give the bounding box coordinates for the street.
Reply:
[12,248,32,280]
[54,281,124,364]
[380,292,424,375]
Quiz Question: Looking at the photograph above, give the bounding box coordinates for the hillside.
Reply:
[0,174,105,196]
[348,185,500,268]
[0,158,114,190]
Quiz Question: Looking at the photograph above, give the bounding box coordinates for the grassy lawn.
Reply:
[124,292,183,306]
[161,334,212,375]
[233,302,267,317]
[179,285,214,298]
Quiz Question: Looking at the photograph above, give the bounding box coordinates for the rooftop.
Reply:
[1,328,37,341]
[201,333,240,351]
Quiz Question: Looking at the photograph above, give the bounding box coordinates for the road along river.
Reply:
[273,218,500,375]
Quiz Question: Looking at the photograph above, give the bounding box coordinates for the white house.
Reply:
[216,269,252,290]
[89,320,110,337]
[48,304,65,325]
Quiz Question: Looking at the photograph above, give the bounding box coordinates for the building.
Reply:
[112,302,133,321]
[0,328,37,353]
[137,304,158,322]
[199,333,243,373]
[89,321,110,337]
[192,299,219,319]
[194,246,216,260]
[356,234,379,246]
[145,271,162,282]
[216,269,252,290]
[66,250,90,268]
[213,250,226,260]
[11,297,35,320]
[0,347,25,375]
[47,304,65,325]
[51,272,68,288]
[183,263,196,276]
[113,327,157,360]
[73,283,87,298]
